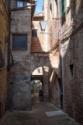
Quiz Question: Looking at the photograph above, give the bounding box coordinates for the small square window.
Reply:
[17,1,24,7]
[16,1,28,8]
[12,34,27,50]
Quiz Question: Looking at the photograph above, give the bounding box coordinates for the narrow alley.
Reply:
[0,102,79,125]
[0,0,83,125]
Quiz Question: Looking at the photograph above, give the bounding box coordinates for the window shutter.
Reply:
[61,0,66,16]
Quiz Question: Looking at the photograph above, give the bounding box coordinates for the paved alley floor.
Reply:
[0,102,79,125]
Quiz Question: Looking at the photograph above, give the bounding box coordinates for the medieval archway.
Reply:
[31,75,44,105]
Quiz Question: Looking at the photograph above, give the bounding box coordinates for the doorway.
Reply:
[31,76,43,105]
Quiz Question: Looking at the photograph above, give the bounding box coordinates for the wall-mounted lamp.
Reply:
[40,21,47,31]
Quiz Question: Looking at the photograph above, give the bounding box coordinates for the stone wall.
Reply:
[59,0,83,124]
[10,0,16,9]
[0,0,9,117]
[9,8,32,110]
[44,0,83,124]
[43,0,60,107]
[32,17,45,52]
[49,69,60,107]
[31,54,51,101]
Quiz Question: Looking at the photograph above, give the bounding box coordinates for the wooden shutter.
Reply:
[61,0,66,16]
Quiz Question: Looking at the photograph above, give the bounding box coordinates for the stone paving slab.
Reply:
[0,103,79,125]
[45,110,66,117]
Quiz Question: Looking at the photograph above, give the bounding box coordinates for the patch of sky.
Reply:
[35,0,44,14]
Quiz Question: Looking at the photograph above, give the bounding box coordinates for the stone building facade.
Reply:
[0,0,9,117]
[9,0,32,110]
[44,0,83,124]
[9,0,51,110]
[59,0,83,124]
[32,14,44,52]
[43,0,60,107]
[1,0,82,124]
[31,13,51,101]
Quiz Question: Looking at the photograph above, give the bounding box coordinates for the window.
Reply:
[16,0,27,8]
[61,0,66,16]
[70,64,74,76]
[17,1,24,7]
[61,0,66,25]
[12,34,27,50]
[32,29,37,37]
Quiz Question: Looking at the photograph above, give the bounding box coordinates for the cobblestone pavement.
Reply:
[0,102,79,125]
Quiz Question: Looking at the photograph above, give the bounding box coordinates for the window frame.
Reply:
[12,34,28,51]
[61,0,66,25]
[16,0,27,8]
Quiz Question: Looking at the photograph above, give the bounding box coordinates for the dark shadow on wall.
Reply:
[71,0,83,124]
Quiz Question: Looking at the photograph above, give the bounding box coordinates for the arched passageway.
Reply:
[31,75,44,105]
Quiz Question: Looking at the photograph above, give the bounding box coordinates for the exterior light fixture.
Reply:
[40,21,47,31]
